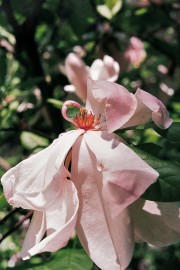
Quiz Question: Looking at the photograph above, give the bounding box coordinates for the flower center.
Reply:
[74,107,99,131]
[62,100,100,131]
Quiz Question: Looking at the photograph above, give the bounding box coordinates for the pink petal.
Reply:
[61,100,82,126]
[1,130,83,258]
[84,131,159,218]
[65,53,88,101]
[1,130,83,210]
[21,172,79,259]
[129,199,180,247]
[90,55,120,82]
[86,78,137,133]
[21,211,46,259]
[89,59,104,80]
[85,78,106,125]
[124,37,146,67]
[122,88,173,129]
[136,89,172,128]
[71,135,134,270]
[102,55,120,82]
[129,37,144,51]
[121,93,153,128]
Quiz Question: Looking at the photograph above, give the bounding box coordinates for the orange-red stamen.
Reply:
[62,101,100,131]
[74,107,100,131]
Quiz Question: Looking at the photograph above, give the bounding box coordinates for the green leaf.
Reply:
[135,143,162,156]
[47,98,64,109]
[111,0,122,16]
[149,37,178,61]
[135,8,148,16]
[167,122,180,143]
[154,122,180,143]
[12,249,93,270]
[105,0,122,10]
[97,0,122,19]
[20,132,49,151]
[132,146,180,202]
[97,5,112,19]
[67,0,94,36]
[0,193,8,210]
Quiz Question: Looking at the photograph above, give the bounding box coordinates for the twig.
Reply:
[0,210,33,243]
[0,208,19,225]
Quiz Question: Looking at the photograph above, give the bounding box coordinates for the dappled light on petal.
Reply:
[89,79,137,132]
[84,131,158,217]
[65,53,88,101]
[90,55,119,82]
[21,170,79,259]
[135,89,173,128]
[129,199,180,247]
[71,136,134,270]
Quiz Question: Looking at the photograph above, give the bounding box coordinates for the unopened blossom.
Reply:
[63,53,120,101]
[1,79,179,270]
[103,37,146,72]
[122,37,146,70]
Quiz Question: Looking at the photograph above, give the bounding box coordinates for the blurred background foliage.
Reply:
[0,0,180,269]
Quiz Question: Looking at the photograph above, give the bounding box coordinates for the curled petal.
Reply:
[71,135,134,270]
[21,172,79,259]
[61,100,82,126]
[1,130,83,258]
[87,79,137,133]
[122,88,173,129]
[65,53,88,101]
[84,131,159,218]
[129,199,180,247]
[90,55,120,82]
[1,130,83,210]
[136,89,173,128]
[21,211,46,259]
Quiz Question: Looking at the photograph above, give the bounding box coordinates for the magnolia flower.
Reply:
[106,36,146,72]
[1,79,179,270]
[63,53,120,101]
[122,37,146,70]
